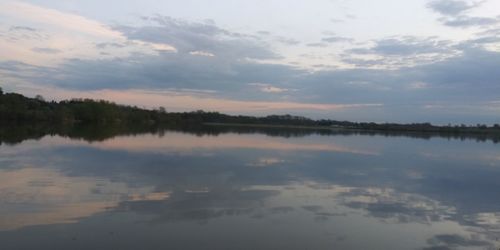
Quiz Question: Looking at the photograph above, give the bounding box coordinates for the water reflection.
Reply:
[0,129,500,249]
[0,167,169,231]
[97,133,380,155]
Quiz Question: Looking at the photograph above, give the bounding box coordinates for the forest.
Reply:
[1,87,499,136]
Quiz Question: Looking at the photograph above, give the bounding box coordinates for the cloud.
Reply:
[440,15,499,27]
[275,36,301,45]
[338,187,454,224]
[427,0,484,16]
[0,2,153,66]
[0,167,160,231]
[95,42,126,49]
[341,36,457,69]
[4,37,500,122]
[256,30,271,36]
[9,26,37,32]
[189,51,215,57]
[427,0,499,28]
[340,57,386,68]
[247,158,285,167]
[306,35,354,49]
[417,47,500,88]
[321,36,353,43]
[0,1,121,38]
[426,234,492,248]
[408,82,430,90]
[288,46,500,123]
[306,43,329,47]
[466,35,500,44]
[43,53,297,93]
[249,83,291,93]
[349,37,453,56]
[0,12,292,92]
[31,47,61,54]
[3,25,48,42]
[115,15,278,60]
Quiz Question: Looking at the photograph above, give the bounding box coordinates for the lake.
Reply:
[1,128,500,250]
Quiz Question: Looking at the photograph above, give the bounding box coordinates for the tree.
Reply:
[0,87,3,95]
[35,95,45,102]
[158,106,166,113]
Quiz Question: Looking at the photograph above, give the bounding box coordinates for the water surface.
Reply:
[1,129,500,250]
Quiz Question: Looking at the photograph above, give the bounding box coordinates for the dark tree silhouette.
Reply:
[1,89,499,138]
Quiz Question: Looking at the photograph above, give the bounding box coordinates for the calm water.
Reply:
[1,130,500,250]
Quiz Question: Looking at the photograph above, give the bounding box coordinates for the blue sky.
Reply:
[1,0,500,124]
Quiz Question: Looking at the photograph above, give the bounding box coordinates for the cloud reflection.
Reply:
[0,168,170,231]
[96,133,379,155]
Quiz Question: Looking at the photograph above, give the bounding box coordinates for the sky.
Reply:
[1,0,500,124]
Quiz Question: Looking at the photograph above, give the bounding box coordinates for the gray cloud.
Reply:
[9,15,291,100]
[12,52,301,104]
[4,37,500,123]
[348,37,453,56]
[9,26,38,32]
[31,47,62,54]
[256,30,271,36]
[3,26,48,41]
[95,42,126,49]
[341,37,456,70]
[466,35,500,44]
[440,15,499,27]
[115,15,279,60]
[321,36,353,43]
[290,46,500,123]
[306,43,328,47]
[427,0,483,16]
[341,58,386,67]
[426,234,492,248]
[0,60,57,79]
[8,36,500,101]
[427,0,499,28]
[274,36,301,45]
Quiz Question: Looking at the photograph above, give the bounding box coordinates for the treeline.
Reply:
[0,90,173,125]
[1,88,500,135]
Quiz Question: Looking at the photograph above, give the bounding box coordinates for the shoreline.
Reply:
[203,122,500,136]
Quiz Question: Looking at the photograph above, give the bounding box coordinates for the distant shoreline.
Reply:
[203,122,500,136]
[1,88,499,137]
[204,122,335,130]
